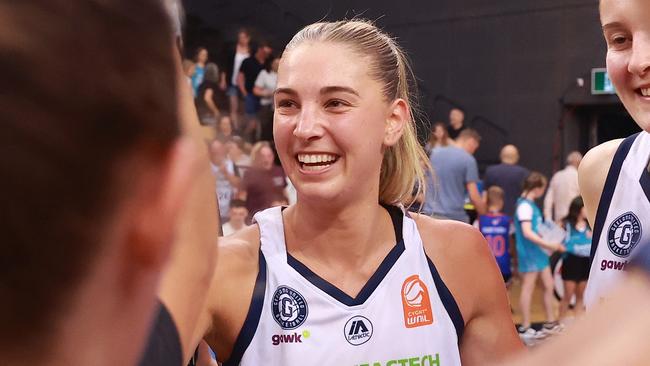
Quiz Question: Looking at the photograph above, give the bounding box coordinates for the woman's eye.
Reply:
[326,99,348,108]
[277,99,296,108]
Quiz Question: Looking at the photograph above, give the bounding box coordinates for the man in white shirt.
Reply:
[543,151,582,222]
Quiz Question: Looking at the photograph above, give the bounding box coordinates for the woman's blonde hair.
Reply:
[283,19,430,206]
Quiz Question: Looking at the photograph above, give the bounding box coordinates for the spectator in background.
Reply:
[477,186,513,284]
[484,144,530,217]
[182,59,195,93]
[238,41,273,142]
[222,199,248,236]
[559,196,592,320]
[191,47,208,96]
[196,63,228,125]
[254,55,280,142]
[209,139,240,223]
[227,136,252,177]
[515,172,565,341]
[238,141,287,222]
[215,114,238,143]
[425,121,452,154]
[220,28,251,130]
[447,108,467,140]
[424,128,486,222]
[544,151,582,222]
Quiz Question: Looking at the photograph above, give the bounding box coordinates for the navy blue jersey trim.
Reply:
[223,250,267,366]
[426,255,465,344]
[640,155,650,205]
[590,133,640,262]
[287,205,404,307]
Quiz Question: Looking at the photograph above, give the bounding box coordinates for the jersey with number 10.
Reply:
[478,213,512,279]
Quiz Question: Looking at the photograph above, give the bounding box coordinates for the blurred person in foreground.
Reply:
[0,1,218,365]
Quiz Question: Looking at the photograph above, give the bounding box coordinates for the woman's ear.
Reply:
[384,98,408,146]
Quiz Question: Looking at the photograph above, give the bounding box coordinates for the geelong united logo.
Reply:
[343,316,373,346]
[401,275,434,328]
[272,286,308,330]
[607,212,642,258]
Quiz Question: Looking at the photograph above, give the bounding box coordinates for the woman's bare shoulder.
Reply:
[579,139,623,226]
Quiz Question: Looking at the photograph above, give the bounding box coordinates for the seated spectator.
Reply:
[222,199,248,236]
[227,136,252,177]
[484,144,530,217]
[238,141,287,222]
[215,114,239,143]
[209,139,240,223]
[196,62,228,125]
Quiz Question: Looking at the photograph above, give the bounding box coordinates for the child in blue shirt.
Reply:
[477,186,513,283]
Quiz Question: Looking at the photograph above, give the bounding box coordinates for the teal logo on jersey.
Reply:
[355,353,440,366]
[272,286,308,329]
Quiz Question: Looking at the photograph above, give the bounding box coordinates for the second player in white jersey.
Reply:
[584,132,650,307]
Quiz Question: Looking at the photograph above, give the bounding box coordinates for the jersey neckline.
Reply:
[285,204,405,307]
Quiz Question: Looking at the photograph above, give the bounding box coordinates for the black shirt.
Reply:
[239,57,264,93]
[447,124,467,140]
[195,80,229,117]
[138,301,183,366]
[483,163,530,217]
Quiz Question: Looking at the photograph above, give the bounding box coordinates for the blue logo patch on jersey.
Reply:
[344,316,373,346]
[272,286,308,330]
[607,212,642,258]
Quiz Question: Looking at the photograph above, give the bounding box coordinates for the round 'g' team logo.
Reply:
[607,212,642,258]
[271,286,308,330]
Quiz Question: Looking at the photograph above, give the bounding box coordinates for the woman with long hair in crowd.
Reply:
[190,19,522,366]
[196,63,229,125]
[426,121,452,153]
[559,196,592,319]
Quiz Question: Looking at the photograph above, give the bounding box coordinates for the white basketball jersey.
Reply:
[222,205,463,366]
[585,132,650,308]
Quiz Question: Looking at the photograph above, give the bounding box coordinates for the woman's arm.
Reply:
[521,221,563,252]
[415,216,525,365]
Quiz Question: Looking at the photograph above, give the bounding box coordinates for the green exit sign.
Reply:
[591,68,616,95]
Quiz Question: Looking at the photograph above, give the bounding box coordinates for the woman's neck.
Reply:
[283,198,394,269]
